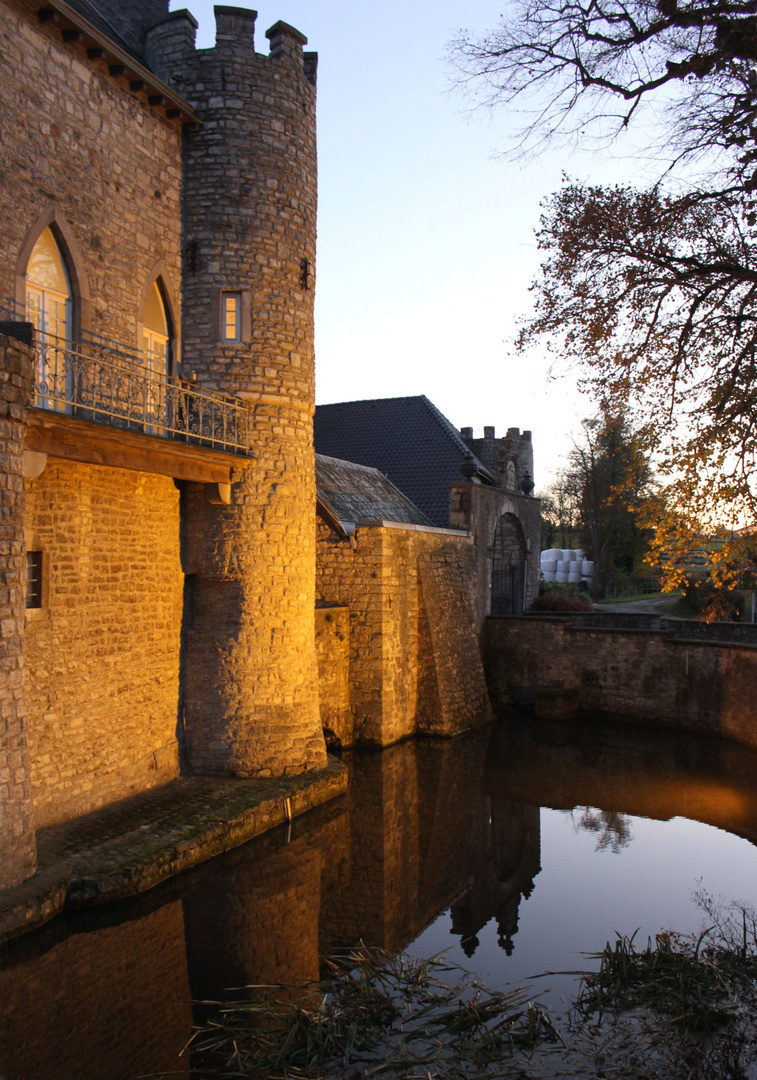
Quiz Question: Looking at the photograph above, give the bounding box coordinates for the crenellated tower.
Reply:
[147,6,325,777]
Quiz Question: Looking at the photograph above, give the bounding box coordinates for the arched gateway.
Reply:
[490,513,527,616]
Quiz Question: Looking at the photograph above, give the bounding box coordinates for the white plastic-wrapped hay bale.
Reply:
[541,559,558,573]
[561,549,577,562]
[556,560,573,573]
[555,571,569,583]
[581,560,594,576]
[541,570,556,582]
[568,565,582,580]
[573,549,584,562]
[542,548,562,562]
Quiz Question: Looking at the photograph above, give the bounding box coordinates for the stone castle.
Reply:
[0,0,539,910]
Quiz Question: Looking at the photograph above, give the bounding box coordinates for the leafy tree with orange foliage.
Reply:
[452,1,757,606]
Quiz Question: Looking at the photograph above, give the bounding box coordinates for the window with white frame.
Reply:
[221,291,242,342]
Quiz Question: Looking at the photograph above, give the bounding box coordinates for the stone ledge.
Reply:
[0,758,346,943]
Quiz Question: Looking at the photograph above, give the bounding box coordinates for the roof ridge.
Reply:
[418,396,493,478]
[316,395,425,410]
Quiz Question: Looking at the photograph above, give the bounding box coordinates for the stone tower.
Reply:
[147,7,326,777]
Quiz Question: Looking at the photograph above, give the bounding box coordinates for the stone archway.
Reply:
[490,513,527,616]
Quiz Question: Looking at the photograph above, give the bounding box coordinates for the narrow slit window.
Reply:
[26,551,43,609]
[221,292,242,342]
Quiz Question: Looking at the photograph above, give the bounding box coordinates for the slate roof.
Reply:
[314,396,494,528]
[63,0,145,61]
[316,454,431,530]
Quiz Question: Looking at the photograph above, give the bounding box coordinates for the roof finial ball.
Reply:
[460,451,478,480]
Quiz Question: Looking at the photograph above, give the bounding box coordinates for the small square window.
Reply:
[26,551,43,609]
[221,292,242,342]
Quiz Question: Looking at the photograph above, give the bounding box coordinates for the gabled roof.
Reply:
[316,454,431,531]
[314,396,493,528]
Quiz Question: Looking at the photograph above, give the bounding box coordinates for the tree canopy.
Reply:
[451,0,757,187]
[452,1,757,596]
[540,407,656,596]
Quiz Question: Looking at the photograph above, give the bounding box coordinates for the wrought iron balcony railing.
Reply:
[0,302,253,455]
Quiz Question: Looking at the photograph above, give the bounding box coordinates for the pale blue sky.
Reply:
[176,1,645,485]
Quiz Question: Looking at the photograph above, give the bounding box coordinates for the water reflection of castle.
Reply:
[10,717,757,1080]
[318,734,541,959]
[0,730,540,1080]
[450,799,540,958]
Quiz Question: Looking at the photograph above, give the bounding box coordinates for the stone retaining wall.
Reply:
[316,520,489,746]
[484,615,757,747]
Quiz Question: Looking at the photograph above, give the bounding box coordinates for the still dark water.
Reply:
[3,715,757,1079]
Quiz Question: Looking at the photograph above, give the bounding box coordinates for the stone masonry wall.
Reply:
[25,460,183,827]
[485,616,757,747]
[0,336,36,890]
[155,10,326,778]
[0,0,183,351]
[315,606,352,748]
[316,520,489,746]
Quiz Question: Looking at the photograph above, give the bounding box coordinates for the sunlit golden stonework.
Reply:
[0,0,539,917]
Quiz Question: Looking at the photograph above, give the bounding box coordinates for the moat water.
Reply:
[4,715,757,1079]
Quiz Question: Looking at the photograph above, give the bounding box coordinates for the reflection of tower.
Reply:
[450,799,541,958]
[320,730,495,956]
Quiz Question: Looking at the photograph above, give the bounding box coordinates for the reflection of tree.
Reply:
[570,807,633,854]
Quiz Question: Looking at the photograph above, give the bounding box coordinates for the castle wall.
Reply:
[0,336,36,890]
[315,520,489,746]
[157,11,325,777]
[484,616,757,748]
[315,606,352,748]
[0,0,183,350]
[25,460,183,828]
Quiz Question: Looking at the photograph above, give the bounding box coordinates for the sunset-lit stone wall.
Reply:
[157,10,326,777]
[0,0,183,351]
[0,336,36,890]
[25,461,183,827]
[485,616,757,747]
[315,606,352,747]
[315,520,489,746]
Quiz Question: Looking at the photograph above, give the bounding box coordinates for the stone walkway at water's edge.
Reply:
[0,759,347,943]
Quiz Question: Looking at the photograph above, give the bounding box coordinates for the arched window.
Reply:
[143,280,169,378]
[25,227,72,411]
[141,280,171,434]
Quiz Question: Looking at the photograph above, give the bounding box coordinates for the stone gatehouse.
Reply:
[0,0,537,901]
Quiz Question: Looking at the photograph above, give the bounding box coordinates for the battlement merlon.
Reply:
[266,20,317,86]
[145,8,316,91]
[144,9,198,87]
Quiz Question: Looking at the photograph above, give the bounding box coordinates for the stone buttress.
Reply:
[148,8,326,777]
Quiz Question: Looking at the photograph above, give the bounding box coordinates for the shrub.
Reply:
[534,582,593,612]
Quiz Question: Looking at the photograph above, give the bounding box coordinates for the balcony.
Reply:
[34,332,252,455]
[0,302,252,457]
